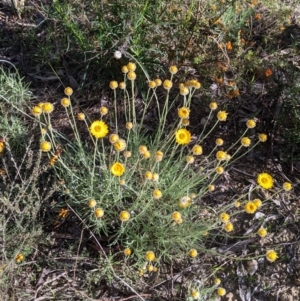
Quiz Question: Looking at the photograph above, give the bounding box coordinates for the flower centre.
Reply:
[95,126,101,132]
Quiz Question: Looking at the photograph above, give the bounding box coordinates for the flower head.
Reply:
[139,145,148,155]
[152,173,159,181]
[145,251,155,261]
[88,199,97,208]
[0,141,5,153]
[180,86,189,96]
[126,122,133,130]
[40,141,51,152]
[217,287,226,296]
[172,211,182,222]
[121,65,129,73]
[182,118,190,126]
[155,78,162,86]
[190,289,199,299]
[217,111,228,121]
[143,151,151,159]
[90,120,109,138]
[258,133,267,142]
[257,173,274,189]
[214,278,221,285]
[220,212,230,223]
[215,138,224,146]
[109,81,118,89]
[216,166,224,174]
[283,182,292,191]
[153,189,162,199]
[175,129,191,145]
[179,196,191,208]
[258,228,267,238]
[42,102,54,114]
[95,208,104,218]
[124,151,131,158]
[77,113,85,120]
[32,106,42,117]
[15,253,24,263]
[127,62,136,71]
[241,137,251,147]
[127,71,136,81]
[148,81,156,89]
[109,134,119,144]
[208,184,215,191]
[119,210,130,222]
[61,98,70,107]
[100,106,108,115]
[192,145,203,155]
[124,248,131,256]
[224,222,234,232]
[110,162,125,177]
[189,249,198,258]
[145,171,153,180]
[163,79,173,90]
[253,198,262,208]
[186,156,195,164]
[169,65,178,74]
[114,139,127,152]
[246,119,256,128]
[210,102,218,110]
[216,151,227,161]
[178,107,190,119]
[119,82,126,89]
[154,150,163,162]
[64,87,73,96]
[245,201,257,214]
[266,250,278,262]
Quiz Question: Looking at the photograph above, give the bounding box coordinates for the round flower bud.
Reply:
[109,81,118,90]
[77,113,85,120]
[88,199,97,208]
[40,141,51,152]
[189,249,197,258]
[163,79,173,90]
[100,106,108,115]
[95,208,104,218]
[61,98,70,107]
[64,87,73,96]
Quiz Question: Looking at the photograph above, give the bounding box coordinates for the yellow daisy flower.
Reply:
[90,120,109,139]
[253,198,262,208]
[283,182,292,191]
[258,133,267,142]
[64,87,73,96]
[119,82,126,89]
[40,141,51,152]
[215,138,224,146]
[100,106,108,115]
[224,222,234,232]
[127,62,136,71]
[217,111,228,121]
[216,166,224,174]
[180,86,189,96]
[241,137,251,147]
[190,289,199,299]
[192,144,203,155]
[145,251,155,261]
[189,249,198,258]
[148,81,156,89]
[119,210,130,222]
[127,71,136,81]
[217,287,226,296]
[154,150,163,162]
[210,102,218,110]
[163,79,173,90]
[172,211,182,222]
[88,199,97,208]
[124,248,131,256]
[110,162,125,176]
[155,78,162,86]
[179,196,191,208]
[246,119,256,128]
[169,65,178,74]
[175,128,191,145]
[121,65,129,73]
[109,134,119,144]
[61,98,70,107]
[153,189,162,199]
[31,106,42,116]
[216,151,227,161]
[257,228,267,238]
[109,81,118,89]
[178,107,190,119]
[244,201,257,214]
[95,208,104,218]
[114,139,127,152]
[126,122,133,130]
[266,249,278,262]
[77,113,85,120]
[42,102,54,114]
[220,212,230,223]
[257,173,274,189]
[15,253,24,263]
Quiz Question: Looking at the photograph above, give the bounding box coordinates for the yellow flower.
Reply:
[124,151,131,158]
[253,198,262,208]
[192,144,203,155]
[147,265,154,272]
[169,65,178,74]
[257,173,274,189]
[234,201,241,207]
[266,250,278,262]
[114,139,127,152]
[163,79,173,90]
[109,134,119,144]
[148,81,156,89]
[215,138,224,146]
[224,222,234,232]
[153,189,162,199]
[15,253,24,263]
[210,102,218,110]
[214,278,221,285]
[110,162,125,176]
[31,106,42,117]
[90,120,109,139]
[127,71,137,81]
[119,179,125,186]
[42,102,54,114]
[180,86,189,96]
[119,210,130,222]
[119,82,126,89]
[182,118,190,126]
[154,150,163,162]
[142,150,151,159]
[191,80,201,89]
[258,133,267,142]
[127,62,136,71]
[246,119,256,128]
[216,151,227,161]
[124,248,131,256]
[220,212,230,223]
[217,287,226,296]
[0,141,5,153]
[155,78,162,86]
[216,166,224,174]
[190,289,199,299]
[126,122,133,130]
[258,228,267,238]
[189,249,198,258]
[179,196,191,208]
[178,107,190,119]
[208,184,215,191]
[77,113,85,120]
[172,211,182,221]
[152,173,159,181]
[88,199,97,208]
[175,128,191,145]
[145,171,153,180]
[40,141,51,152]
[61,97,70,107]
[121,65,129,73]
[139,145,148,154]
[109,81,118,89]
[186,156,195,164]
[241,137,251,147]
[95,208,104,218]
[58,208,68,218]
[245,201,257,214]
[283,182,292,191]
[100,106,108,115]
[64,87,73,96]
[217,111,228,121]
[145,251,155,261]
